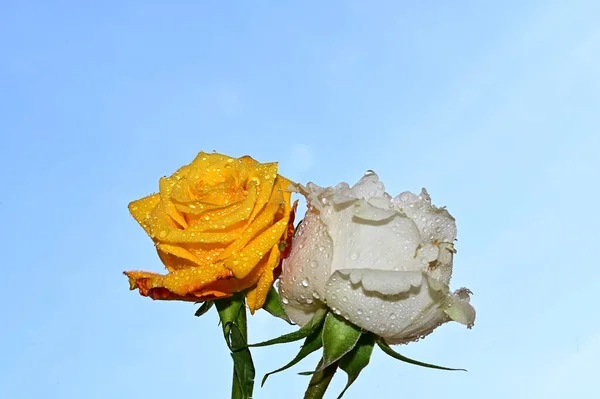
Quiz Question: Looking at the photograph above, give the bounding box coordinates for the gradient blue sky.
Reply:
[2,1,599,398]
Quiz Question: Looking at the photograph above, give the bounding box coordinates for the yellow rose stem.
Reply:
[214,293,255,399]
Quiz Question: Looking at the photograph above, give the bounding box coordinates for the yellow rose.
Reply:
[124,152,294,313]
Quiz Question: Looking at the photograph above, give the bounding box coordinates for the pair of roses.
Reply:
[125,152,475,397]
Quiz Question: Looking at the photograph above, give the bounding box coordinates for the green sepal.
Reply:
[194,301,214,317]
[376,338,466,371]
[261,323,324,386]
[337,333,375,398]
[249,307,327,348]
[215,295,244,342]
[319,313,362,370]
[261,287,292,324]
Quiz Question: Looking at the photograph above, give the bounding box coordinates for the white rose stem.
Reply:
[304,357,338,399]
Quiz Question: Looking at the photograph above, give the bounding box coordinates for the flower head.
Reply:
[279,172,475,343]
[125,152,294,313]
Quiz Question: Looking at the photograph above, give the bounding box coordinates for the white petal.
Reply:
[444,288,476,328]
[325,270,459,344]
[336,269,423,295]
[331,182,356,206]
[352,199,396,222]
[350,171,386,200]
[279,204,333,314]
[392,188,457,244]
[282,301,325,326]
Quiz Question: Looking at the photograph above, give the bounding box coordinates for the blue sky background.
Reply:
[1,1,599,398]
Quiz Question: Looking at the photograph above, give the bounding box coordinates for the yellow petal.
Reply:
[247,163,279,222]
[246,246,281,313]
[225,217,288,279]
[129,194,160,235]
[159,177,188,229]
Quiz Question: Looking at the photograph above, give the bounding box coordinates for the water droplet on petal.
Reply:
[364,170,376,176]
[349,252,359,261]
[301,278,310,287]
[281,297,289,305]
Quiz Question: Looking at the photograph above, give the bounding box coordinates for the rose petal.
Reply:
[444,288,476,328]
[279,206,333,309]
[128,194,160,235]
[124,262,233,300]
[352,199,396,222]
[246,245,281,313]
[350,172,386,200]
[327,210,422,274]
[282,301,324,326]
[392,189,457,244]
[324,270,460,344]
[335,269,423,295]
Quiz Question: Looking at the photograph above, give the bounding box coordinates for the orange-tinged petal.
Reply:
[129,194,160,235]
[124,262,233,299]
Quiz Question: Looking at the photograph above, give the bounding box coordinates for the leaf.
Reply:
[229,322,255,398]
[320,313,362,370]
[249,308,327,348]
[376,338,466,371]
[194,301,214,317]
[261,323,324,387]
[261,287,292,324]
[337,333,375,398]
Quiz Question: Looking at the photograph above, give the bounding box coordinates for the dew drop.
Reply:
[301,278,310,287]
[312,292,320,299]
[159,230,168,238]
[364,170,376,176]
[281,297,289,305]
[349,252,359,261]
[310,261,318,268]
[357,309,363,315]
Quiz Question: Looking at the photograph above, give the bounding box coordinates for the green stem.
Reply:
[304,358,338,399]
[215,294,254,399]
[231,300,248,399]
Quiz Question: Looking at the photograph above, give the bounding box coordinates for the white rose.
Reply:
[279,172,475,344]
